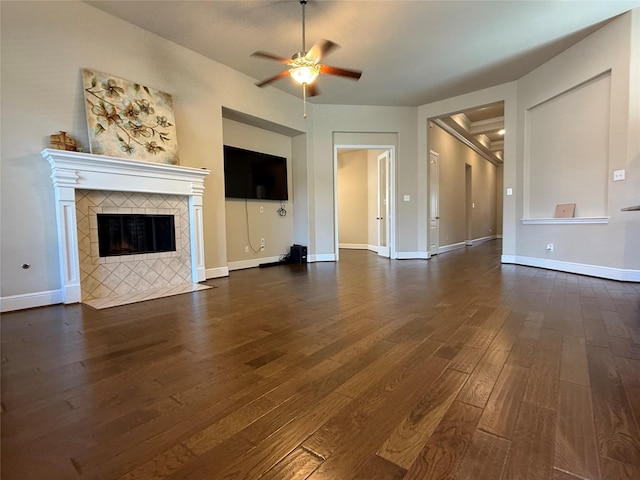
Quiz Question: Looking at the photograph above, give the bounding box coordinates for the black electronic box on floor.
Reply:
[289,244,307,264]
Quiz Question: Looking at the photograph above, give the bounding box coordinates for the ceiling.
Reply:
[86,0,640,107]
[85,1,639,164]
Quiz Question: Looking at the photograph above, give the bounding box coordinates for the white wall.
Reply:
[513,9,640,278]
[0,1,310,305]
[315,108,418,259]
[222,119,294,267]
[525,73,610,218]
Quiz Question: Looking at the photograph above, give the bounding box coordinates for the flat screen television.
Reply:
[223,145,289,201]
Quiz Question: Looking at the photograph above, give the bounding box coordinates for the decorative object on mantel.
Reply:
[49,131,78,151]
[81,68,179,165]
[621,205,640,211]
[554,203,576,218]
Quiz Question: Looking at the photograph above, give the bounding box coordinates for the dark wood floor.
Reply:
[2,241,640,479]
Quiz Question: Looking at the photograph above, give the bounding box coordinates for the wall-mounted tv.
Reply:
[223,145,289,201]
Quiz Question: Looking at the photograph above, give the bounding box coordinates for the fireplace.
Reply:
[97,214,176,257]
[42,149,210,305]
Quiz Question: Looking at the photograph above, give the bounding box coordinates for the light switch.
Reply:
[506,188,513,196]
[403,195,411,202]
[613,169,625,181]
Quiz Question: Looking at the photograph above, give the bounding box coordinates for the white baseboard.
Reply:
[471,235,497,245]
[0,289,64,313]
[339,243,368,250]
[339,244,381,253]
[205,266,230,278]
[311,253,336,262]
[397,251,429,260]
[437,242,466,254]
[501,255,640,282]
[227,256,283,271]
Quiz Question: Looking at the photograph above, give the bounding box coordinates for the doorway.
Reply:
[377,150,390,258]
[427,101,504,256]
[335,145,395,261]
[465,163,472,245]
[428,150,440,255]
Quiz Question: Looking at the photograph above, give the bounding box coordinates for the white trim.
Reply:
[42,149,211,304]
[469,235,497,245]
[227,256,283,271]
[521,217,610,225]
[501,255,640,282]
[397,251,429,260]
[1,289,64,313]
[42,149,209,195]
[438,242,466,254]
[205,266,229,279]
[311,253,336,262]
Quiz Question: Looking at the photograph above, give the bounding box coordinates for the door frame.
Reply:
[334,144,396,262]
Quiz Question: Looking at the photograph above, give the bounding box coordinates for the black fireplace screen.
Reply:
[97,214,176,257]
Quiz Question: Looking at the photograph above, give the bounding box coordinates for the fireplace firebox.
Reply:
[97,214,176,257]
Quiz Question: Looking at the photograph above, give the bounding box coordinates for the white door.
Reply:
[377,150,390,258]
[429,151,440,255]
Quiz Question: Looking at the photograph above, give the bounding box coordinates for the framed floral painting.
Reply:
[82,69,179,165]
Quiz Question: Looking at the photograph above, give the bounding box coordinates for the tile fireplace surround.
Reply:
[42,149,210,307]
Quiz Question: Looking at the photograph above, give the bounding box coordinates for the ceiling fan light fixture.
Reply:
[289,64,320,85]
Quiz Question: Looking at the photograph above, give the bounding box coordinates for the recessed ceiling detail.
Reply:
[434,103,505,165]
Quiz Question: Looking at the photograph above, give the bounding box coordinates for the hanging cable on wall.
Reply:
[245,200,262,254]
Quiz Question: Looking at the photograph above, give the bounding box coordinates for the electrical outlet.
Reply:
[613,169,625,181]
[244,246,249,253]
[546,243,554,252]
[259,206,264,213]
[260,238,265,246]
[260,245,265,251]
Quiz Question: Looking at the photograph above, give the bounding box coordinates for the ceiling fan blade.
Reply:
[306,39,339,62]
[319,64,362,80]
[255,70,290,87]
[251,51,291,64]
[307,83,319,97]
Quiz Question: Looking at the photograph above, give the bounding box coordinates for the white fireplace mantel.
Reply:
[41,149,211,304]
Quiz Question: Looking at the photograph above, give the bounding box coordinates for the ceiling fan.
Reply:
[252,0,362,117]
